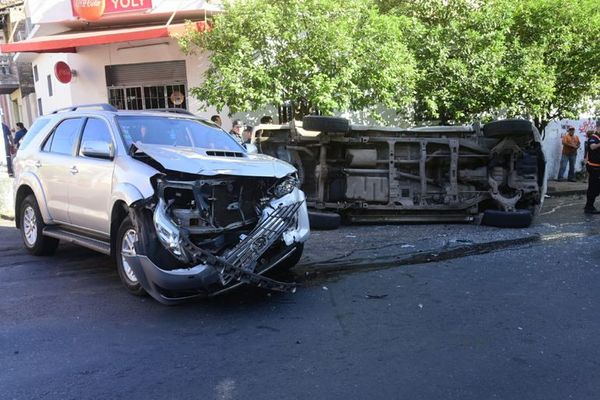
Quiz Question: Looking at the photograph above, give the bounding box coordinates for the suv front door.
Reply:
[68,117,116,235]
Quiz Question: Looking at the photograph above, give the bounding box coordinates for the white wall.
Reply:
[30,37,233,124]
[542,119,599,179]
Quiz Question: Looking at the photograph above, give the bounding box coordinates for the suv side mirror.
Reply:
[81,140,114,160]
[244,143,258,154]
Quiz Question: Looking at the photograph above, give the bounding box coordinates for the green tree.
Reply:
[379,0,600,130]
[502,0,600,131]
[179,0,417,120]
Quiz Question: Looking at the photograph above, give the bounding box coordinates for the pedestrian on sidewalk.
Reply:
[210,115,222,127]
[557,126,580,182]
[584,131,600,214]
[229,119,244,143]
[13,122,27,148]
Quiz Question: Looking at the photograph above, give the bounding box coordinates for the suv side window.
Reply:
[17,117,52,151]
[78,118,113,157]
[44,118,84,155]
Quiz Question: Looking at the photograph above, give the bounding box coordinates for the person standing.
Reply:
[229,119,244,143]
[242,126,253,145]
[14,122,27,148]
[557,126,580,181]
[584,130,600,214]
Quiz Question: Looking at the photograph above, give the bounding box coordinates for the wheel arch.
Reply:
[14,173,50,229]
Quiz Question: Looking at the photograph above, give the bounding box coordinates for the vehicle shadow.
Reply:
[0,223,292,311]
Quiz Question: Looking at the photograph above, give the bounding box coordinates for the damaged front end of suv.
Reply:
[124,170,308,304]
[114,117,309,304]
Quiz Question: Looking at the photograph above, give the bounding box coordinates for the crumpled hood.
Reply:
[135,143,296,178]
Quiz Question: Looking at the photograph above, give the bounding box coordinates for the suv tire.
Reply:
[303,116,350,133]
[20,195,59,256]
[279,243,304,270]
[483,120,534,138]
[116,217,146,296]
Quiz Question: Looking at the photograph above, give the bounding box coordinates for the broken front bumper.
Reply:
[125,188,310,304]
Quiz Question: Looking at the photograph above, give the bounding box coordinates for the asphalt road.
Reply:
[2,198,600,400]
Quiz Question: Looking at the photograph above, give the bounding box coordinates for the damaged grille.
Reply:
[158,177,273,234]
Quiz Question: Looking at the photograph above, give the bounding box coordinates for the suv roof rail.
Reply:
[146,108,194,116]
[51,103,118,114]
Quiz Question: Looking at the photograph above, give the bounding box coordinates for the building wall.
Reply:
[31,37,233,125]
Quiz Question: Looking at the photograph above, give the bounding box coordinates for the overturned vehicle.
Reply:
[13,108,308,304]
[253,117,546,229]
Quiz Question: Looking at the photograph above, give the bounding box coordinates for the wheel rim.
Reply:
[23,206,37,247]
[121,228,139,284]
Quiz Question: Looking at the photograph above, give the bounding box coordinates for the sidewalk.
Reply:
[546,179,587,197]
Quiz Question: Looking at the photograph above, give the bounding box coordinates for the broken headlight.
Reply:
[153,198,189,262]
[273,175,299,198]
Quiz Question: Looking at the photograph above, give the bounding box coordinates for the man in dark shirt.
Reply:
[229,119,243,143]
[584,131,600,213]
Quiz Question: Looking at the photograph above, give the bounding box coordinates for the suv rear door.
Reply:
[68,117,116,234]
[37,118,85,223]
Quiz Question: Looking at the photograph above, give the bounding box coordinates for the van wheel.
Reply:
[302,116,350,133]
[20,195,59,256]
[308,210,342,230]
[483,120,534,138]
[116,217,146,296]
[481,209,533,228]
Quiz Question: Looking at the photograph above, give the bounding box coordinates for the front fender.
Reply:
[110,182,149,208]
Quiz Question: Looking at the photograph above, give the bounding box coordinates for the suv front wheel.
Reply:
[20,195,59,256]
[115,217,146,296]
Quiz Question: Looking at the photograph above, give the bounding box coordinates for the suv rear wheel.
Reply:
[20,195,59,256]
[116,217,146,296]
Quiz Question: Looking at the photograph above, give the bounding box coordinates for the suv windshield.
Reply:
[116,116,244,151]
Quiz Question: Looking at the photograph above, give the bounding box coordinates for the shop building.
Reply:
[0,0,232,125]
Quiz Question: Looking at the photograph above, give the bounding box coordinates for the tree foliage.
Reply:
[379,0,600,129]
[181,0,600,128]
[180,0,416,119]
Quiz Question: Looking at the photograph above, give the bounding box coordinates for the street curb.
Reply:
[295,235,541,277]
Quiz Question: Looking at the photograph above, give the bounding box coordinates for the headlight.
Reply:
[274,176,299,198]
[153,198,188,262]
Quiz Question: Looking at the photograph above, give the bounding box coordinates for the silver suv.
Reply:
[13,104,309,304]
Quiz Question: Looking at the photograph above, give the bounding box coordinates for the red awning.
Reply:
[0,22,208,54]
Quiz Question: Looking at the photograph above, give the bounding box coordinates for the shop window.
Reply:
[144,86,166,109]
[108,84,187,111]
[108,88,125,110]
[125,87,143,110]
[166,84,186,109]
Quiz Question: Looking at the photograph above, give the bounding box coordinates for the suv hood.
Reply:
[135,143,296,178]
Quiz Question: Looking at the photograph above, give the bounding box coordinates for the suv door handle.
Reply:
[35,160,41,168]
[70,166,79,175]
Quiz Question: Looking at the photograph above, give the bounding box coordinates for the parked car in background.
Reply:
[13,104,309,304]
[252,116,546,229]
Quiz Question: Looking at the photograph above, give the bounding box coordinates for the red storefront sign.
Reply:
[72,0,153,21]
